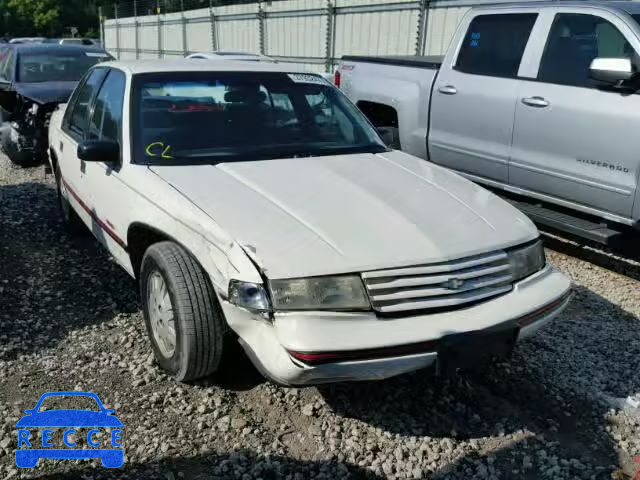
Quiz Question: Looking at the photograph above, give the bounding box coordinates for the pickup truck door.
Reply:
[57,68,107,228]
[428,12,539,183]
[510,8,640,219]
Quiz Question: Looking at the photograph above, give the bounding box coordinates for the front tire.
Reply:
[140,241,226,381]
[2,133,36,166]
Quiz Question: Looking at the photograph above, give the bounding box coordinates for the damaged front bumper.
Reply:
[220,265,571,386]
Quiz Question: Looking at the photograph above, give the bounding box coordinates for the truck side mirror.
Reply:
[77,139,120,164]
[589,57,633,84]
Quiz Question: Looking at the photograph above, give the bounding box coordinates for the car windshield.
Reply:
[133,71,387,164]
[18,51,111,83]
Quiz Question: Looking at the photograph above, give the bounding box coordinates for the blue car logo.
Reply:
[15,391,124,468]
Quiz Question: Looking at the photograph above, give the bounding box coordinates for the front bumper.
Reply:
[221,265,571,386]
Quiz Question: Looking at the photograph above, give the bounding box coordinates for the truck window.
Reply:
[538,13,637,88]
[455,13,538,78]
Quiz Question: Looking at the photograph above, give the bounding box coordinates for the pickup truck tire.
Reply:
[140,241,225,382]
[54,163,85,234]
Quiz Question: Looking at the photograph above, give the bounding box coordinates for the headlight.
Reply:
[269,275,370,311]
[507,240,546,282]
[228,280,271,312]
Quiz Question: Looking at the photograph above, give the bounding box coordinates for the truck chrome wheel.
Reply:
[147,270,176,358]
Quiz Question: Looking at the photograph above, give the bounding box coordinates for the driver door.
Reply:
[82,68,129,269]
[58,68,107,228]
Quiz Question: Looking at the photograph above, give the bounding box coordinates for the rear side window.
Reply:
[455,13,538,78]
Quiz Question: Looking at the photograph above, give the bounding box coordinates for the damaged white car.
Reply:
[48,60,572,385]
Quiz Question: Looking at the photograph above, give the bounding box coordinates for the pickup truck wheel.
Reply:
[54,163,84,233]
[140,241,225,382]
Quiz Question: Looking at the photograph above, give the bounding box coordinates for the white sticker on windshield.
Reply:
[287,73,328,85]
[85,52,109,57]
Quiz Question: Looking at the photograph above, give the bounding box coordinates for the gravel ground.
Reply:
[1,155,639,480]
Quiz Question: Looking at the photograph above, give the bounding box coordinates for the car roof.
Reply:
[9,43,108,55]
[103,59,312,75]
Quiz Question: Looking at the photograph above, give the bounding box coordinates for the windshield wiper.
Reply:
[166,142,389,164]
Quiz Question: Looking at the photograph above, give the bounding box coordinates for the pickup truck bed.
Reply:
[341,55,443,69]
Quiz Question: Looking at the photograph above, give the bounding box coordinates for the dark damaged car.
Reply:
[0,43,112,165]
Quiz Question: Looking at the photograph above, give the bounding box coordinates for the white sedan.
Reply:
[48,59,571,385]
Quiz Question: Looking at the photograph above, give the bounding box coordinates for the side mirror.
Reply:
[376,126,397,148]
[103,408,115,415]
[589,57,633,84]
[77,139,120,163]
[23,409,35,414]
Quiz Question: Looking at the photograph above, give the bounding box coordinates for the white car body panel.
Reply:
[48,59,571,385]
[150,150,536,279]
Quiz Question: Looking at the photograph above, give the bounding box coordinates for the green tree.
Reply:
[8,0,61,36]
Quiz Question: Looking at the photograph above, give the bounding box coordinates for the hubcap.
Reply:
[147,271,176,358]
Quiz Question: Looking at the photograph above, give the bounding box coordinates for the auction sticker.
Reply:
[287,73,328,85]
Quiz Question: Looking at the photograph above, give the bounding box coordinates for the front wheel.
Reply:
[140,241,227,381]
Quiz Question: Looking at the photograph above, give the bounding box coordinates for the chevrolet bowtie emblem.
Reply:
[444,278,465,290]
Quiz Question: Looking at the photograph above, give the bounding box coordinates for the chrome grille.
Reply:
[362,251,513,314]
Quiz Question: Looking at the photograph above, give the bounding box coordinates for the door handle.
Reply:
[521,96,549,108]
[438,85,458,95]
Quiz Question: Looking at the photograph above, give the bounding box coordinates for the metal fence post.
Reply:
[181,0,188,56]
[114,3,120,60]
[324,0,337,73]
[157,0,163,58]
[98,6,104,49]
[415,0,430,56]
[258,1,266,55]
[134,0,140,59]
[209,0,217,52]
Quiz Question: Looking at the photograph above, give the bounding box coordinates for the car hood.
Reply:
[16,410,123,427]
[150,151,537,279]
[14,81,78,105]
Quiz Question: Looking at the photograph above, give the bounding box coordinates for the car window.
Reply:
[0,49,14,80]
[538,13,637,88]
[455,13,538,78]
[17,51,110,83]
[88,69,126,143]
[64,68,107,138]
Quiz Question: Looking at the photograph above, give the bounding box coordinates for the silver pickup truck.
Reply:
[337,1,640,244]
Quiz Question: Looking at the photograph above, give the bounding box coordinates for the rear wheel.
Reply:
[140,241,226,381]
[54,162,84,233]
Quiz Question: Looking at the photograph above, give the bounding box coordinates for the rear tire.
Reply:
[54,162,84,233]
[140,241,226,381]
